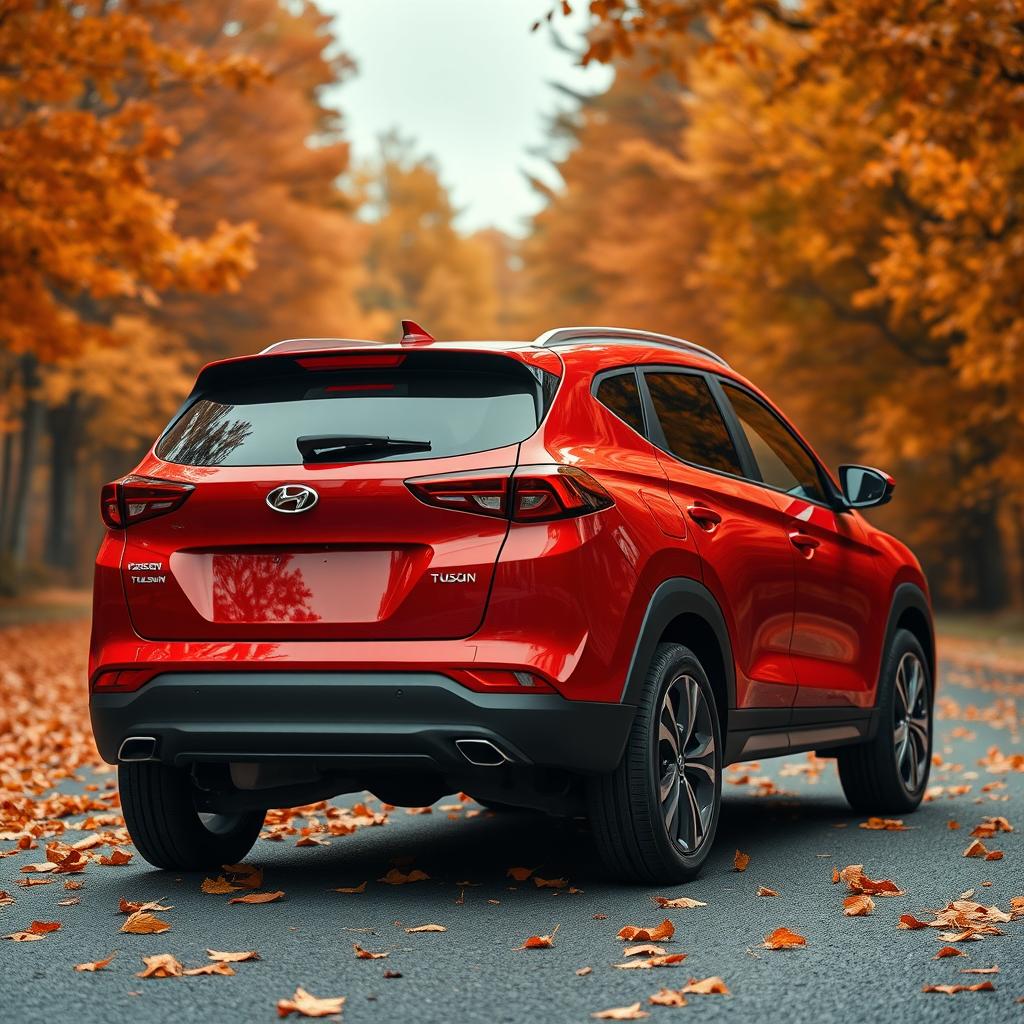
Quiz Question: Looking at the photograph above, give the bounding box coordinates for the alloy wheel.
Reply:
[657,673,716,853]
[893,651,929,793]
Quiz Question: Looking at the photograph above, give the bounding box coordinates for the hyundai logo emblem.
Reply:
[266,484,319,514]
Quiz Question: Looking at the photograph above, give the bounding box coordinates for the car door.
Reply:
[716,380,886,708]
[639,367,799,710]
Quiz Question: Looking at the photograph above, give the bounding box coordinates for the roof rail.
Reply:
[533,326,729,368]
[259,337,379,355]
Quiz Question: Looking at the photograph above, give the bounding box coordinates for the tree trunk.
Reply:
[961,500,1008,611]
[7,354,43,565]
[45,393,81,572]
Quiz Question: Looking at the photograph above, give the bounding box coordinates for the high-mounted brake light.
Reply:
[406,465,613,522]
[100,475,194,530]
[296,353,406,370]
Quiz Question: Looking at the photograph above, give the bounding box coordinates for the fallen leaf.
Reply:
[922,982,995,994]
[948,820,961,830]
[4,931,43,941]
[98,849,132,866]
[383,969,402,979]
[121,911,171,934]
[964,840,988,858]
[506,866,534,881]
[935,946,966,959]
[838,864,904,896]
[533,876,567,889]
[405,924,446,933]
[353,943,389,959]
[28,920,61,934]
[613,953,687,970]
[201,876,242,895]
[0,892,13,907]
[649,989,687,1007]
[277,987,346,1018]
[763,927,806,950]
[591,1002,649,1020]
[733,850,750,872]
[898,914,931,930]
[984,851,1004,861]
[652,896,706,909]
[576,966,593,976]
[617,920,674,943]
[859,817,908,831]
[207,949,260,963]
[679,976,730,995]
[227,890,285,905]
[623,944,666,957]
[377,868,429,885]
[331,882,367,894]
[222,863,263,889]
[843,895,875,917]
[119,898,172,914]
[961,966,999,974]
[757,887,780,898]
[136,953,184,978]
[75,954,116,972]
[517,924,559,949]
[183,962,235,976]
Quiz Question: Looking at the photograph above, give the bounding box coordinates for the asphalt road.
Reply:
[3,652,1022,1024]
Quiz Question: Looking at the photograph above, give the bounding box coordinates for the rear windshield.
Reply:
[156,351,554,467]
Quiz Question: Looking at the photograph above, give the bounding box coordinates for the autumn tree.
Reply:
[0,0,262,580]
[355,133,502,340]
[537,1,1024,607]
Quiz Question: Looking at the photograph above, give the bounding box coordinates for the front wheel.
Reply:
[119,763,265,871]
[837,629,932,813]
[588,643,722,884]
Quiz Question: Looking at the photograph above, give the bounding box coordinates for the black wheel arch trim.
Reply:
[881,581,935,697]
[620,577,736,710]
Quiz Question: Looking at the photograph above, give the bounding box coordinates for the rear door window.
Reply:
[594,370,645,435]
[157,352,552,467]
[643,371,743,476]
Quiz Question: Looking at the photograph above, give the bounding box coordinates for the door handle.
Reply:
[788,530,820,555]
[686,504,722,532]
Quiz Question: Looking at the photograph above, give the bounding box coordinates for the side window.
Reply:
[595,371,645,435]
[721,383,827,504]
[644,371,743,476]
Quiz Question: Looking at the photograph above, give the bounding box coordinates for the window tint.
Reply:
[157,364,542,467]
[722,383,827,503]
[644,372,743,476]
[595,371,645,435]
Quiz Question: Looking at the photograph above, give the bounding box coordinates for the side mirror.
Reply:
[838,465,894,509]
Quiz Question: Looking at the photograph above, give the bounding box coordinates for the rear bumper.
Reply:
[89,672,635,776]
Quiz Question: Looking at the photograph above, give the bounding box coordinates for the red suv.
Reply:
[90,323,934,883]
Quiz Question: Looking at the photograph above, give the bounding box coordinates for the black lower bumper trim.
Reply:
[90,672,635,776]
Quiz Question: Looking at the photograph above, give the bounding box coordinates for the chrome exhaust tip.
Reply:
[118,736,159,762]
[455,738,509,767]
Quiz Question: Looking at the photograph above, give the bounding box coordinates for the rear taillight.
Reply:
[406,465,613,522]
[100,475,194,530]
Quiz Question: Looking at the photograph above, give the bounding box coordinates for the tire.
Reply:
[588,643,722,884]
[838,629,932,814]
[119,763,265,871]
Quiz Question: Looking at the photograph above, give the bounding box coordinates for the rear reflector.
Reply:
[406,464,613,522]
[91,669,161,693]
[448,668,557,694]
[100,475,194,530]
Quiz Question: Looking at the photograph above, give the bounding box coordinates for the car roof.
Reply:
[256,326,729,370]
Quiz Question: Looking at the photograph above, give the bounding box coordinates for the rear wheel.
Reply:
[838,629,932,813]
[119,763,265,871]
[588,643,722,884]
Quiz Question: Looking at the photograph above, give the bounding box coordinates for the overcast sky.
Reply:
[320,0,613,236]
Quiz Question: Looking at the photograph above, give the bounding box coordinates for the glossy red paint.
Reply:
[90,333,929,719]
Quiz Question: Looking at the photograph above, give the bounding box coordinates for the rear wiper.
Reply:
[297,434,432,463]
